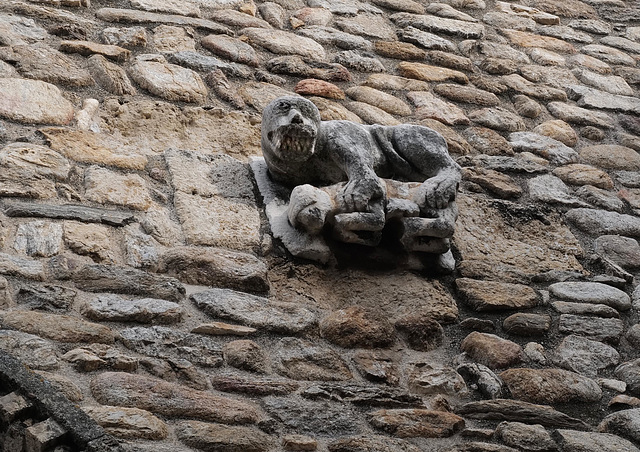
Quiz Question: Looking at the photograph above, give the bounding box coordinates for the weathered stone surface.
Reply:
[353,350,400,385]
[297,26,370,51]
[444,443,518,452]
[398,26,456,52]
[84,294,182,324]
[328,435,421,452]
[167,51,248,77]
[191,289,316,334]
[419,119,472,155]
[397,62,468,84]
[65,221,119,264]
[461,332,522,369]
[334,51,385,73]
[454,195,583,283]
[553,164,613,189]
[569,85,640,115]
[210,9,270,29]
[528,174,587,207]
[157,246,268,293]
[580,145,640,172]
[391,12,485,39]
[615,359,640,396]
[408,91,469,126]
[500,368,601,404]
[547,102,615,128]
[595,236,640,269]
[4,201,136,227]
[335,14,397,41]
[266,56,351,82]
[559,315,624,343]
[176,421,273,452]
[36,371,82,402]
[576,187,626,213]
[364,74,430,91]
[456,362,505,399]
[599,409,640,445]
[553,335,619,377]
[0,330,58,370]
[87,54,137,95]
[128,54,207,103]
[574,69,633,96]
[502,29,575,53]
[101,26,148,48]
[40,128,148,170]
[310,96,362,122]
[463,127,513,155]
[14,221,63,258]
[59,39,130,62]
[84,405,167,440]
[469,108,525,132]
[72,264,185,302]
[63,343,137,372]
[0,78,74,125]
[264,397,359,435]
[295,79,345,99]
[91,372,261,423]
[552,301,619,318]
[434,84,499,106]
[4,44,93,87]
[495,422,557,452]
[483,12,536,31]
[369,409,465,438]
[174,192,260,250]
[1,310,114,344]
[509,132,578,165]
[16,284,76,313]
[513,95,542,118]
[408,362,467,396]
[346,86,410,116]
[581,44,635,66]
[242,27,326,61]
[96,8,232,34]
[0,252,45,280]
[374,40,426,60]
[0,142,70,180]
[120,325,222,367]
[554,429,640,452]
[549,282,631,310]
[84,166,152,211]
[395,313,443,351]
[469,154,547,173]
[345,101,400,126]
[211,375,299,396]
[275,337,352,381]
[223,340,266,373]
[320,306,395,348]
[501,73,567,101]
[456,278,538,311]
[457,399,590,429]
[503,313,551,336]
[303,382,422,408]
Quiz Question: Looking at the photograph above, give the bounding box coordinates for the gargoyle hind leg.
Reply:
[399,202,458,253]
[287,184,333,235]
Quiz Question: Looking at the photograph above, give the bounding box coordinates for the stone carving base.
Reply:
[250,157,456,272]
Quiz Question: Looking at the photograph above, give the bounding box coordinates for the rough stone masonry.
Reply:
[0,0,639,451]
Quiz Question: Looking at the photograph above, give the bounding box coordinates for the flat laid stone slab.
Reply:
[84,166,152,211]
[3,201,136,227]
[0,78,74,125]
[579,145,640,172]
[0,142,70,180]
[500,368,601,404]
[201,34,259,67]
[558,314,624,343]
[91,372,261,424]
[549,282,631,311]
[264,397,360,436]
[14,221,63,258]
[177,421,274,452]
[552,164,613,189]
[397,62,468,84]
[565,209,640,237]
[120,326,222,367]
[96,7,231,34]
[297,26,370,51]
[457,399,590,430]
[369,409,465,438]
[554,429,640,452]
[468,108,525,132]
[553,335,620,377]
[502,28,576,53]
[129,54,208,103]
[407,91,469,125]
[191,289,316,334]
[83,406,167,440]
[615,359,640,395]
[210,375,299,396]
[595,236,640,270]
[391,12,485,38]
[320,306,395,348]
[328,436,421,452]
[568,85,640,115]
[130,0,200,17]
[157,246,268,293]
[456,278,538,311]
[345,86,411,116]
[84,294,182,324]
[72,264,185,302]
[59,40,131,62]
[242,27,326,61]
[528,175,587,207]
[0,330,59,370]
[1,310,115,344]
[509,132,578,165]
[398,26,456,53]
[547,102,615,128]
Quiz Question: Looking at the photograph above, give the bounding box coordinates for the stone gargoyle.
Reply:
[257,96,461,269]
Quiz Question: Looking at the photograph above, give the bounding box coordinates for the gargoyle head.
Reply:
[261,96,321,164]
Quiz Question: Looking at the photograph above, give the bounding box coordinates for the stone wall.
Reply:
[0,0,640,451]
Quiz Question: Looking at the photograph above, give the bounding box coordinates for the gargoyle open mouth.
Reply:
[268,123,316,162]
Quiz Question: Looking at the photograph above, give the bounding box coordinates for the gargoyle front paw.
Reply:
[338,177,386,213]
